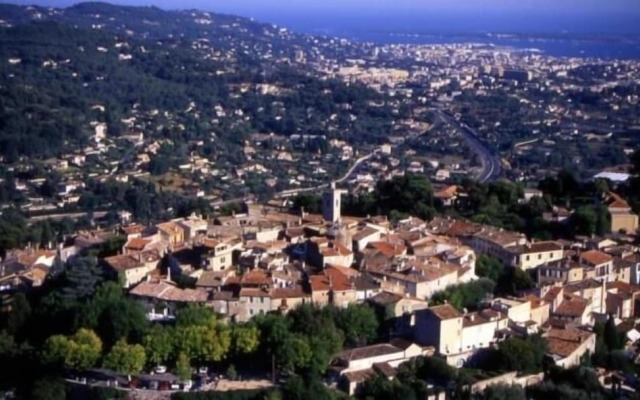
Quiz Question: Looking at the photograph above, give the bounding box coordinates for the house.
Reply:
[469,227,527,267]
[579,250,614,282]
[508,241,564,271]
[129,279,208,320]
[414,304,508,367]
[370,259,462,300]
[309,266,358,308]
[367,291,430,337]
[538,259,584,285]
[331,340,432,395]
[103,251,161,288]
[551,293,591,326]
[544,328,596,368]
[606,192,639,234]
[434,185,463,207]
[200,238,241,271]
[155,222,185,246]
[605,281,640,319]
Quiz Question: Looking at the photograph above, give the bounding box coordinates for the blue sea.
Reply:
[244,10,640,60]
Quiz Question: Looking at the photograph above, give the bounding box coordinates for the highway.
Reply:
[435,111,503,183]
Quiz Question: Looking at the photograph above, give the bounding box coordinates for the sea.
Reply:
[244,10,640,60]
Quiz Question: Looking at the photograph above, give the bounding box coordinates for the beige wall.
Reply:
[439,318,463,355]
[518,250,563,270]
[555,335,596,368]
[530,303,550,326]
[611,214,639,234]
[123,265,156,288]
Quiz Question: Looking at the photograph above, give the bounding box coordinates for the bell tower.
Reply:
[322,183,345,224]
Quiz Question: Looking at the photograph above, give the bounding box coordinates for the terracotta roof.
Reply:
[434,185,460,200]
[607,192,631,209]
[125,238,151,251]
[367,241,407,257]
[104,254,142,271]
[240,269,271,286]
[373,362,397,378]
[271,285,308,299]
[554,295,588,318]
[543,286,563,304]
[342,369,377,384]
[353,227,381,242]
[367,291,404,306]
[130,280,208,302]
[336,343,403,362]
[429,304,463,320]
[310,267,353,292]
[546,328,594,358]
[121,224,146,235]
[444,220,482,237]
[580,250,613,266]
[509,241,563,254]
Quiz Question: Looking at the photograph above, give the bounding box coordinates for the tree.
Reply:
[482,384,526,400]
[570,206,597,237]
[175,305,215,327]
[604,314,621,351]
[31,378,66,400]
[175,352,191,381]
[476,255,504,283]
[7,292,31,336]
[103,339,146,375]
[143,325,173,367]
[496,335,546,373]
[81,282,149,348]
[173,322,231,364]
[230,323,260,356]
[42,328,103,371]
[332,304,379,347]
[226,364,238,381]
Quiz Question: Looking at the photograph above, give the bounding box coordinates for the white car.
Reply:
[198,366,208,375]
[154,365,167,374]
[182,380,193,391]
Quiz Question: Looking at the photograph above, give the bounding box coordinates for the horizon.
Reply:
[2,0,640,35]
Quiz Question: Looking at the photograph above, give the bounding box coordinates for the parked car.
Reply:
[198,366,208,375]
[154,365,167,374]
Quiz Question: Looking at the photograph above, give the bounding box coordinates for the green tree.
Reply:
[332,304,379,347]
[483,383,526,400]
[604,314,621,351]
[230,323,260,356]
[497,335,546,373]
[226,364,238,381]
[7,292,31,336]
[175,352,192,381]
[571,206,598,237]
[476,255,504,282]
[31,378,66,400]
[103,339,146,375]
[143,325,173,366]
[43,328,103,371]
[81,281,149,348]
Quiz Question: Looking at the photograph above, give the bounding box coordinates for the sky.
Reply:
[3,0,640,35]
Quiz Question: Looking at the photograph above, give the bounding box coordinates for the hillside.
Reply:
[0,2,395,164]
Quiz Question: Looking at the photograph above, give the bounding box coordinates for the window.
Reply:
[220,257,226,263]
[538,254,542,260]
[526,255,530,261]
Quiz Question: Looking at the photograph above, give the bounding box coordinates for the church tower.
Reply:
[323,183,345,224]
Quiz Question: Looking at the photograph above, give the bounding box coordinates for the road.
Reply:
[273,150,378,198]
[435,111,503,183]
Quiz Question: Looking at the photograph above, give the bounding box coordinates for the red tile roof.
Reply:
[580,250,613,266]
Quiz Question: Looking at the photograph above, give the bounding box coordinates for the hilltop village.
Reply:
[2,182,639,397]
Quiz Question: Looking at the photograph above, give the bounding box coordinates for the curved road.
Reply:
[436,111,502,183]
